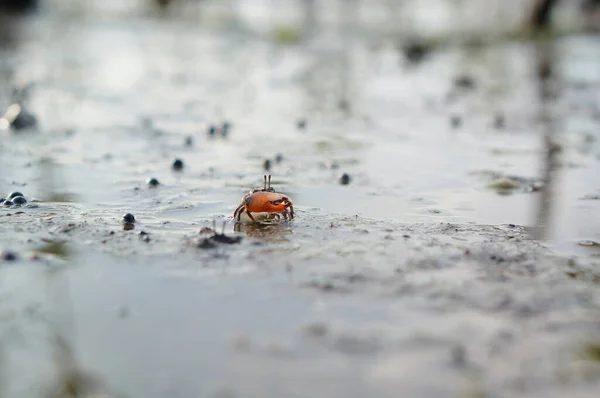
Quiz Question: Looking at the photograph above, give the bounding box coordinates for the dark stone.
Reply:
[172,159,184,171]
[211,233,242,245]
[221,121,231,137]
[198,227,242,248]
[3,200,13,206]
[263,159,271,171]
[207,125,217,137]
[1,250,17,261]
[494,113,505,129]
[402,39,430,63]
[184,136,194,147]
[122,213,135,223]
[198,238,217,249]
[508,223,516,228]
[147,178,160,187]
[450,345,467,367]
[275,153,284,163]
[11,196,27,205]
[296,119,307,130]
[338,99,350,112]
[454,75,476,90]
[0,198,4,204]
[340,173,351,185]
[0,0,38,14]
[7,191,24,199]
[450,115,462,128]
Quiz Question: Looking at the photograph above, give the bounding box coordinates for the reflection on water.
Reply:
[233,220,293,241]
[532,39,560,241]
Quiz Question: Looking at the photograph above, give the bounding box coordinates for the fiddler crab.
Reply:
[233,175,294,224]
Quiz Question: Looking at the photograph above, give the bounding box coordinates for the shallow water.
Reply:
[1,1,600,397]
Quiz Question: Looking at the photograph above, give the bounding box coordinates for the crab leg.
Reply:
[245,210,257,223]
[288,204,294,220]
[233,204,245,221]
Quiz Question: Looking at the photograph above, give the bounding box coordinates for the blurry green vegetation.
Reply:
[272,24,302,45]
[153,0,172,8]
[580,341,600,362]
[44,193,78,203]
[36,239,71,258]
[487,178,520,191]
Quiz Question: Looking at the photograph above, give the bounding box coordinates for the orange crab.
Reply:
[233,175,294,224]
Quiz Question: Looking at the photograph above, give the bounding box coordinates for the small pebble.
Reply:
[508,223,516,228]
[275,153,284,163]
[338,98,350,112]
[263,159,271,171]
[303,322,329,337]
[538,61,552,80]
[450,344,467,367]
[494,113,505,129]
[454,75,476,89]
[3,200,13,206]
[402,39,430,63]
[296,119,307,130]
[123,223,135,231]
[147,178,160,187]
[8,191,24,199]
[221,121,231,137]
[207,125,217,137]
[450,115,462,128]
[0,198,4,204]
[184,136,194,147]
[1,250,17,262]
[340,173,351,185]
[172,158,184,171]
[11,196,27,205]
[122,213,135,223]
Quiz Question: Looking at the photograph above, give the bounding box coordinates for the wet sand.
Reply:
[1,1,600,397]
